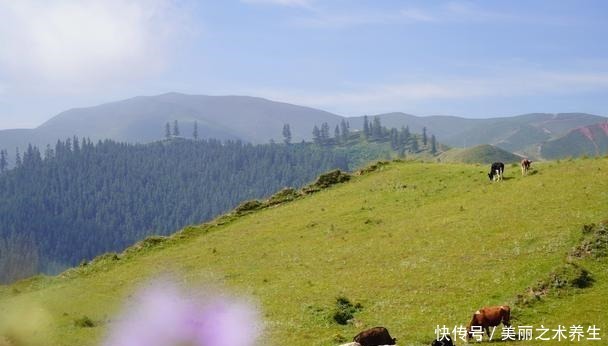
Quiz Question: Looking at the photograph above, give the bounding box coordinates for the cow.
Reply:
[354,327,397,346]
[431,335,455,346]
[466,305,511,340]
[520,159,532,176]
[488,162,504,182]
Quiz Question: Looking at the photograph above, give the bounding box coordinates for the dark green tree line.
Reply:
[309,117,438,155]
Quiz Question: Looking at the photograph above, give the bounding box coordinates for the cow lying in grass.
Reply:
[353,327,397,346]
[488,162,504,182]
[467,305,511,340]
[520,159,532,176]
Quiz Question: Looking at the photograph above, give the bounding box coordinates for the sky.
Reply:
[0,0,607,129]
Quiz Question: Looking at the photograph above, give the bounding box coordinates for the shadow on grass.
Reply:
[488,176,514,181]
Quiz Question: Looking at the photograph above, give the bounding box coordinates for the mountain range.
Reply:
[1,92,607,161]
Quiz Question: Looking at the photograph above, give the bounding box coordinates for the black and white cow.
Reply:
[488,162,504,182]
[432,335,455,346]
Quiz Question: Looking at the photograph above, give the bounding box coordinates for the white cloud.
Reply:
[242,0,436,28]
[241,0,313,8]
[0,0,193,92]
[285,1,575,30]
[292,7,436,28]
[399,8,436,22]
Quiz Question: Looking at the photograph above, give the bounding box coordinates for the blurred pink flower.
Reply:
[104,281,261,346]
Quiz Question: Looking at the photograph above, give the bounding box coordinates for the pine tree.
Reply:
[165,122,171,139]
[363,116,370,139]
[320,122,330,142]
[193,121,199,140]
[23,144,42,167]
[411,138,419,152]
[372,116,382,139]
[334,125,340,143]
[340,119,349,141]
[431,134,437,154]
[312,125,321,144]
[422,127,427,146]
[44,144,54,160]
[282,124,292,144]
[15,148,21,167]
[389,128,399,150]
[0,150,7,173]
[172,120,180,137]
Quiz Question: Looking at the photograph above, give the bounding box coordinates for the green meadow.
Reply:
[1,158,607,346]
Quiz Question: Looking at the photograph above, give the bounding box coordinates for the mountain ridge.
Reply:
[540,121,608,159]
[1,92,606,162]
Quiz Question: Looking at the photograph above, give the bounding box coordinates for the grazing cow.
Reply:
[431,335,455,346]
[467,305,511,340]
[520,159,532,176]
[487,162,504,182]
[354,327,397,346]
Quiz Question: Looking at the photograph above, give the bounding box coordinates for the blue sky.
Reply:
[1,0,607,129]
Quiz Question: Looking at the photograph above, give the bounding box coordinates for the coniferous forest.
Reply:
[0,138,350,282]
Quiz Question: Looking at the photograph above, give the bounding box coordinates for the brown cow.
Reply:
[467,305,511,340]
[520,159,532,176]
[354,327,397,346]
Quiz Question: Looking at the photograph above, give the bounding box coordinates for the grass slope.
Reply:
[1,159,608,345]
[438,144,523,164]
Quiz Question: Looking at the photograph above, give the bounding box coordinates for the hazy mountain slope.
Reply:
[0,129,46,152]
[443,113,607,153]
[438,144,523,164]
[38,93,344,143]
[1,159,606,345]
[0,93,343,160]
[348,113,607,155]
[38,94,239,143]
[540,122,608,159]
[347,113,481,140]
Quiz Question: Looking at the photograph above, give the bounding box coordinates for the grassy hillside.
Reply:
[1,159,607,345]
[438,144,523,164]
